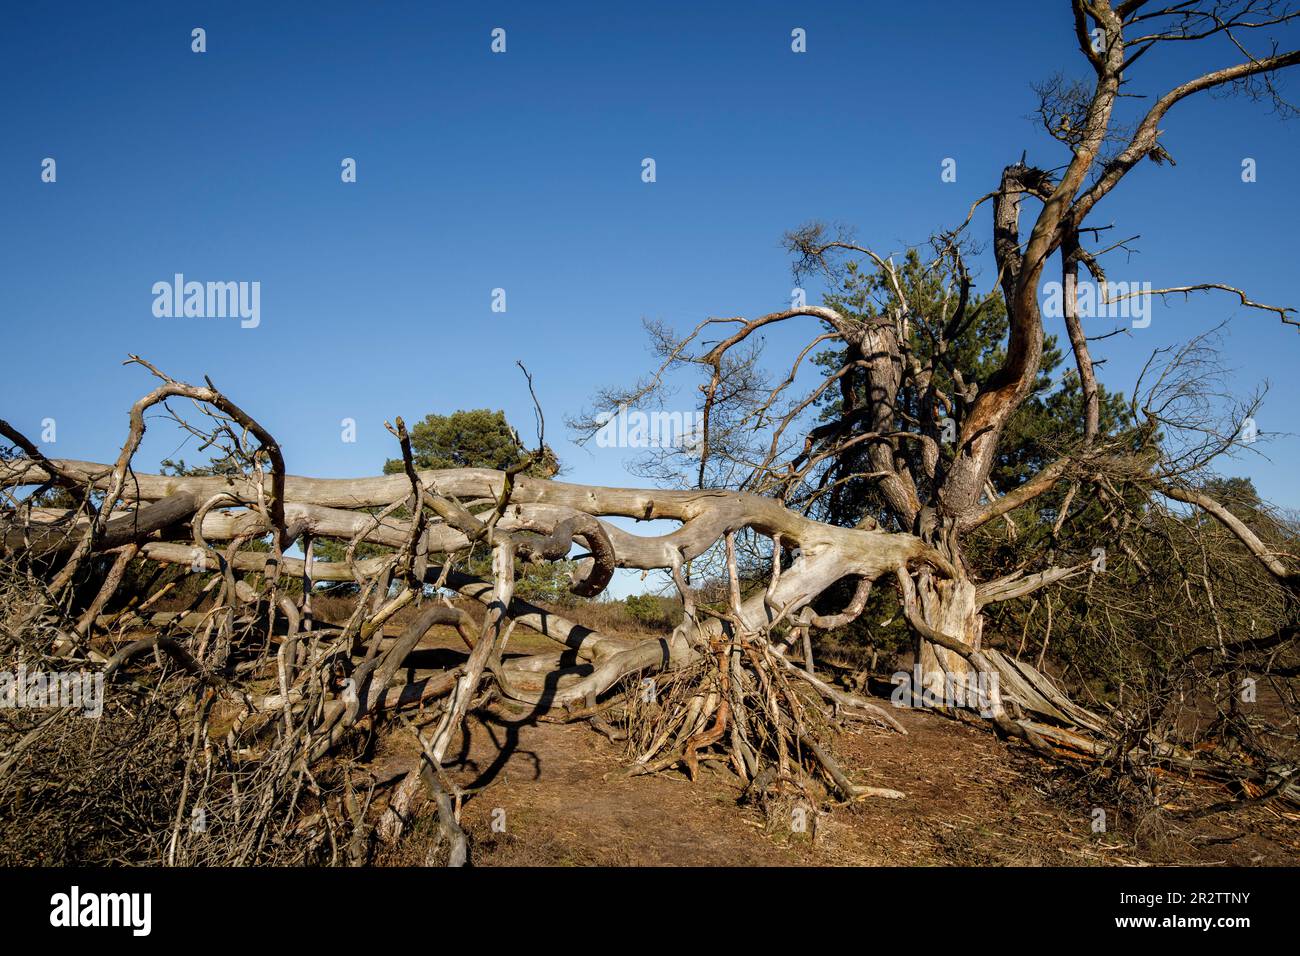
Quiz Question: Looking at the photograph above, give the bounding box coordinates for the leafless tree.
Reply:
[572,0,1300,742]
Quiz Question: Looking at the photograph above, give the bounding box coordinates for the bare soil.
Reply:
[367,621,1300,867]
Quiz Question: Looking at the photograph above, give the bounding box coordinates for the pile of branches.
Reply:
[0,359,923,865]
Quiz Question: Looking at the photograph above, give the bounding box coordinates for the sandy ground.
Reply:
[365,623,1300,867]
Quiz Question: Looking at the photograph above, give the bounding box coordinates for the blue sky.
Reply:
[3,1,1298,592]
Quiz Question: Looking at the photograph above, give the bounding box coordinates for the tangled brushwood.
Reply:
[0,359,935,865]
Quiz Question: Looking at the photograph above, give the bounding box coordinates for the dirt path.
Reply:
[374,700,1298,866]
[350,617,1299,866]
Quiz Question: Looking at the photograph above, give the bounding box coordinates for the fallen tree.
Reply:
[0,369,949,862]
[1,352,1294,865]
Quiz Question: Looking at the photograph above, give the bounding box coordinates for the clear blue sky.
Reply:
[3,1,1298,556]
